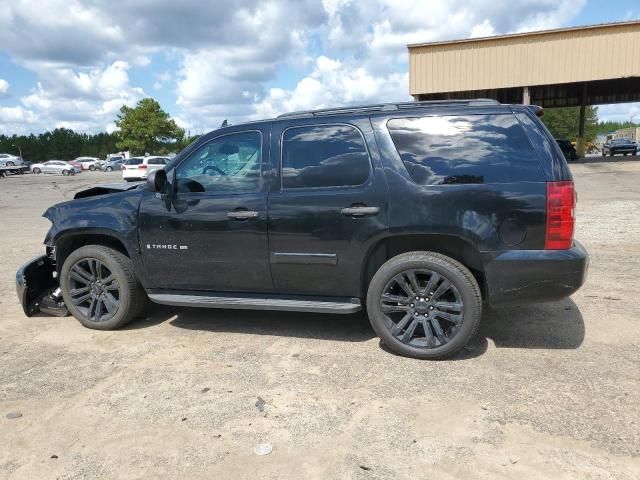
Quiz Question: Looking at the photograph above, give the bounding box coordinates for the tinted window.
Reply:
[147,158,166,165]
[175,131,262,194]
[125,158,143,165]
[281,124,370,189]
[388,114,543,185]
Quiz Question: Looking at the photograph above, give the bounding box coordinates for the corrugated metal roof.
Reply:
[408,21,640,96]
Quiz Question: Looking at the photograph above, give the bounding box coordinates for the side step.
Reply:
[147,293,362,314]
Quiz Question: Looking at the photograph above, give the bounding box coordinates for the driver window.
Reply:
[175,131,262,194]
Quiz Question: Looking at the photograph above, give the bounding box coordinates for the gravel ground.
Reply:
[0,161,639,479]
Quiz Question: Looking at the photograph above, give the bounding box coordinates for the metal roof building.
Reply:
[408,20,640,107]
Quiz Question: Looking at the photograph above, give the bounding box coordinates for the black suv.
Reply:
[16,100,589,359]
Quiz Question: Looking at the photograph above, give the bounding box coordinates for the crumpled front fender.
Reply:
[16,255,68,317]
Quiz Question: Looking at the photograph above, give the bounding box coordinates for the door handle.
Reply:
[341,206,380,217]
[227,210,259,220]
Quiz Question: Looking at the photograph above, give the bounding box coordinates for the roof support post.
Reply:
[576,83,588,158]
[522,86,531,105]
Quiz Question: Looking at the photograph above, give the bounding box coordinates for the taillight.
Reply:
[545,181,575,250]
[138,164,148,169]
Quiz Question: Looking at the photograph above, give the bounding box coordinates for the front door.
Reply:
[267,119,388,297]
[138,127,273,292]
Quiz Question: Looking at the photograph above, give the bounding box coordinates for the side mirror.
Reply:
[147,169,167,193]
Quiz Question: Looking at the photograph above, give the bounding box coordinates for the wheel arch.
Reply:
[54,230,131,274]
[360,233,486,299]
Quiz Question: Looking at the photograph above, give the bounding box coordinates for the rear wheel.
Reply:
[60,245,145,330]
[366,251,482,360]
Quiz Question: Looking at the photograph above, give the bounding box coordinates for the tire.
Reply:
[106,166,113,172]
[33,167,41,174]
[6,161,15,167]
[62,169,69,176]
[60,245,146,330]
[366,251,482,360]
[89,165,96,171]
[610,152,614,157]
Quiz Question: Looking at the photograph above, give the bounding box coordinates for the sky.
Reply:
[0,0,638,136]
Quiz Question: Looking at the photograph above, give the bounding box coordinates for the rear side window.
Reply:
[387,114,543,185]
[281,124,370,189]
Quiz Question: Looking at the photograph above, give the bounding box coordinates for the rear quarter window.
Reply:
[387,114,544,185]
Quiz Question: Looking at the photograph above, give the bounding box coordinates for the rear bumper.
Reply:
[482,241,589,307]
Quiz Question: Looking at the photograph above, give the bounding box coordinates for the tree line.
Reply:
[542,105,638,142]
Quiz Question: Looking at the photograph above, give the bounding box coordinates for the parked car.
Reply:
[555,138,577,161]
[101,157,125,172]
[68,160,83,169]
[0,153,25,167]
[602,138,637,156]
[31,160,81,176]
[74,157,100,171]
[16,99,588,360]
[122,156,169,181]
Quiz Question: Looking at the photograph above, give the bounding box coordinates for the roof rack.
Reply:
[277,98,500,119]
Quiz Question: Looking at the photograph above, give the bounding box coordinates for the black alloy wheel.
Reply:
[379,269,464,349]
[67,258,121,323]
[60,245,146,330]
[366,251,482,359]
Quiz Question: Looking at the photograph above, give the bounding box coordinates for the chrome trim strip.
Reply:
[270,252,338,265]
[148,294,361,314]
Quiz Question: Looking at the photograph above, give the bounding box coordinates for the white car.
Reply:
[122,156,170,181]
[0,153,25,167]
[74,157,100,171]
[31,160,81,176]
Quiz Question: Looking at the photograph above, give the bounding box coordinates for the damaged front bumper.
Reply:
[16,255,68,317]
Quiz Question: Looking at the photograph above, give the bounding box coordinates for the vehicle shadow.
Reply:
[129,303,376,343]
[129,298,585,357]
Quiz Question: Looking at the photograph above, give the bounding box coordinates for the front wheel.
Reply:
[60,245,146,330]
[32,167,41,174]
[6,161,15,167]
[366,251,482,360]
[89,165,96,171]
[62,169,70,176]
[106,166,113,172]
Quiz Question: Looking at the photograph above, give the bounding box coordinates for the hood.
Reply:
[73,182,144,199]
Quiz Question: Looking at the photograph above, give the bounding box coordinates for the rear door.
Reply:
[267,119,388,297]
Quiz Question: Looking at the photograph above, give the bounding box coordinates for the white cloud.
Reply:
[254,56,409,119]
[18,61,144,133]
[0,0,592,133]
[0,79,9,96]
[598,103,640,124]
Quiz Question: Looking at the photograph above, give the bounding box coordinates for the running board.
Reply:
[147,293,362,314]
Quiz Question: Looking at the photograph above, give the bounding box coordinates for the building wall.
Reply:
[611,127,640,142]
[409,22,640,96]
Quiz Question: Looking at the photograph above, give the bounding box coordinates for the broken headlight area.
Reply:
[16,254,68,317]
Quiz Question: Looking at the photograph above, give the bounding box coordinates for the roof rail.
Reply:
[277,98,500,119]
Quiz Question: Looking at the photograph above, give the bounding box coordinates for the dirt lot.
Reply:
[1,162,639,479]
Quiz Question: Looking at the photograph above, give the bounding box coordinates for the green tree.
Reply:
[114,98,184,155]
[542,106,598,141]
